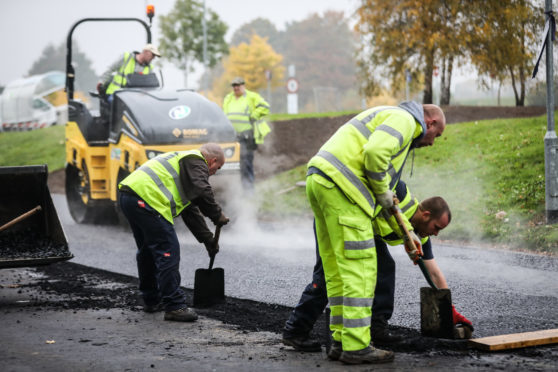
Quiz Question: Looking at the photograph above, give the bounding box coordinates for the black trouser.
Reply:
[119,191,186,311]
[283,221,396,338]
[239,139,255,192]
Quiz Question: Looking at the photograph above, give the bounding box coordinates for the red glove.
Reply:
[452,305,474,330]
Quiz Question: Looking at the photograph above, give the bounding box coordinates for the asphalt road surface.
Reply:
[51,194,558,337]
[2,193,557,371]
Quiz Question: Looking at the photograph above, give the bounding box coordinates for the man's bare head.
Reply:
[200,143,225,176]
[417,104,446,147]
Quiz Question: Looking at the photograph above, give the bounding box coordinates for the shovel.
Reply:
[193,225,225,307]
[391,203,455,339]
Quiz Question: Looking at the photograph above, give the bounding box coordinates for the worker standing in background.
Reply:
[282,181,473,353]
[118,143,229,322]
[304,102,446,364]
[223,77,271,192]
[100,43,161,102]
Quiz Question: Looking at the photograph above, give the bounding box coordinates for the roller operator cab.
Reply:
[64,12,240,224]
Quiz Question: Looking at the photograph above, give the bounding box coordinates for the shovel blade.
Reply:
[193,267,225,307]
[420,287,454,339]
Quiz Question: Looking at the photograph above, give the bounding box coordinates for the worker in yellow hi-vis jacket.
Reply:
[223,77,271,192]
[306,101,446,365]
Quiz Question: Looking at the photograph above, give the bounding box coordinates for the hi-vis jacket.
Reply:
[119,150,204,224]
[308,101,426,223]
[106,52,153,95]
[223,89,271,144]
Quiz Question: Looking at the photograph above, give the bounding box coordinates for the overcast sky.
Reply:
[1,0,359,89]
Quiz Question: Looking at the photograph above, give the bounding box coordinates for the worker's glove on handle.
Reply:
[452,305,474,331]
[204,238,219,257]
[216,212,230,227]
[404,231,423,265]
[376,190,396,211]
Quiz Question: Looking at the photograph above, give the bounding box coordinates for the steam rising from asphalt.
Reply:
[221,183,314,253]
[202,173,315,258]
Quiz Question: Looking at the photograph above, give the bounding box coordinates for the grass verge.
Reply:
[0,125,66,171]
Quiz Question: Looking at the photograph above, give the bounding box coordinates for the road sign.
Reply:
[286,78,299,93]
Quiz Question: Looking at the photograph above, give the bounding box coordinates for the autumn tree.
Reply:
[201,18,282,94]
[356,0,470,104]
[210,34,284,102]
[468,0,541,106]
[159,0,228,87]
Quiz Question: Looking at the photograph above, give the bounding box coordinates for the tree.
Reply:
[28,42,98,91]
[356,0,470,104]
[159,0,228,87]
[211,34,285,101]
[468,0,541,106]
[280,11,357,111]
[230,18,281,48]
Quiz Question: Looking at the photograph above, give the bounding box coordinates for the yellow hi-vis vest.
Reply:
[106,52,152,95]
[118,150,205,224]
[373,184,428,246]
[223,89,271,144]
[308,103,425,221]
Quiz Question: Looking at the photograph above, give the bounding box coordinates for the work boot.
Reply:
[281,334,322,352]
[164,307,198,322]
[371,324,403,344]
[143,302,164,313]
[339,344,394,364]
[327,340,342,361]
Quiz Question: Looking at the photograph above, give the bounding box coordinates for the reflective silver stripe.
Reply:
[344,297,374,307]
[227,112,249,116]
[365,168,386,181]
[365,162,396,184]
[139,166,177,216]
[401,198,416,213]
[330,315,343,325]
[344,317,371,328]
[376,124,404,147]
[348,117,371,139]
[329,297,343,306]
[317,150,375,211]
[330,296,374,307]
[345,238,375,250]
[256,103,270,109]
[155,153,188,206]
[230,119,251,124]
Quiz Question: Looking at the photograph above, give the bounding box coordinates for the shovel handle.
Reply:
[391,202,438,290]
[208,225,222,270]
[0,205,42,233]
[391,204,416,251]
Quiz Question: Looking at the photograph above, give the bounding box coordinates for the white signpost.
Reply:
[286,67,299,114]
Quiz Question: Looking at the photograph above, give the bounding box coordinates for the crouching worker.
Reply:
[118,143,230,322]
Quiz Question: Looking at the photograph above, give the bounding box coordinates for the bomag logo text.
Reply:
[172,128,208,138]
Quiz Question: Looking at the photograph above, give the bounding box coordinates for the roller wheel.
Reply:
[65,163,97,223]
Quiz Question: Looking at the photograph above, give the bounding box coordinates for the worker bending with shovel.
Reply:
[118,143,229,322]
[283,181,473,353]
[301,102,446,364]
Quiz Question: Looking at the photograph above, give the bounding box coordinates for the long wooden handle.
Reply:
[0,205,42,233]
[391,205,417,251]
